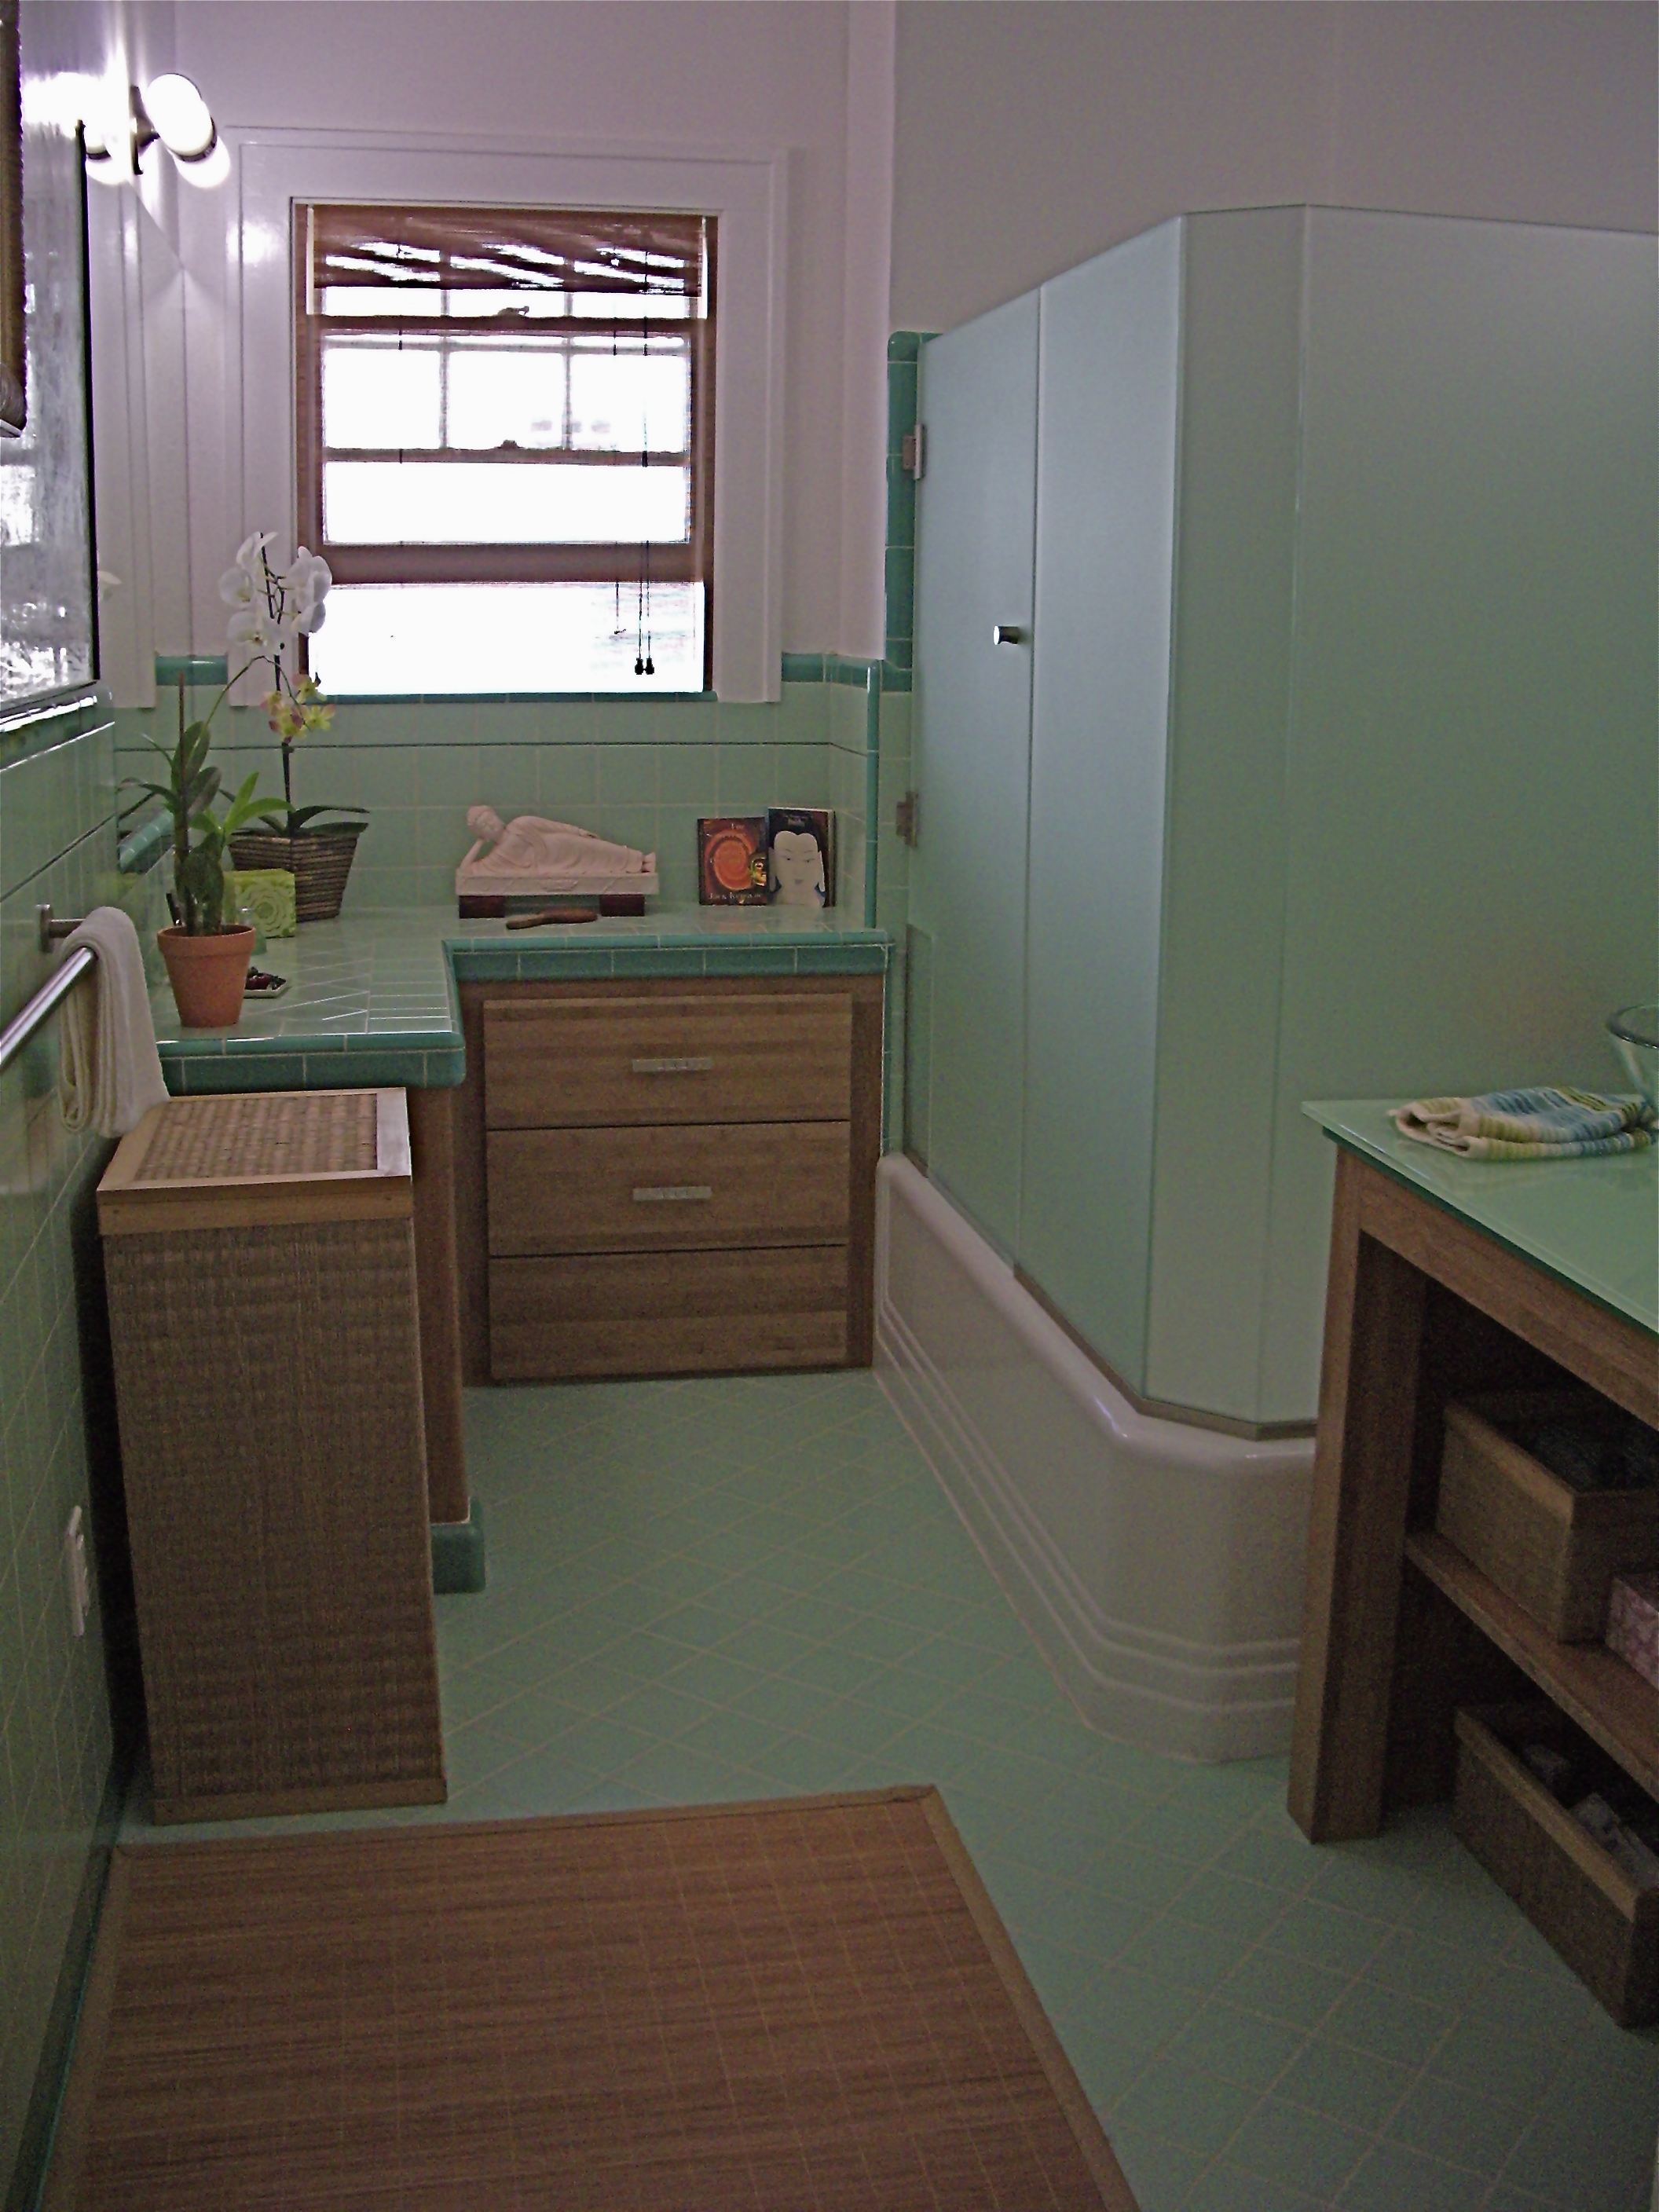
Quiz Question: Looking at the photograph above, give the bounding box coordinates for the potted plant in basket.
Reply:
[133,679,273,1027]
[218,534,368,922]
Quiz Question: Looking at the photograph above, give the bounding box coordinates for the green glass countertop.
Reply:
[154,906,891,1097]
[1304,1100,1657,1336]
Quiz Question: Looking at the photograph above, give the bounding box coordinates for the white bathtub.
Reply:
[874,1155,1316,1762]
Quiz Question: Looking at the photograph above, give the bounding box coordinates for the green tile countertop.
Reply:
[154,906,892,1097]
[1304,1099,1658,1336]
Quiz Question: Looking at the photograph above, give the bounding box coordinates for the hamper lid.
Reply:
[97,1089,412,1233]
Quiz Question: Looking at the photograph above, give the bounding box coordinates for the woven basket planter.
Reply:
[229,826,364,923]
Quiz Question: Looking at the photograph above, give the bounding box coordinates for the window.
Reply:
[295,203,715,694]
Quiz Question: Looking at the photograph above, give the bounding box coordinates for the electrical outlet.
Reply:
[64,1507,90,1638]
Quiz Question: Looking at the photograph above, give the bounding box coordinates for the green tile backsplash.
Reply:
[0,697,157,2206]
[115,676,884,926]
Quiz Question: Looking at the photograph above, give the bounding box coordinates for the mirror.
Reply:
[0,0,23,435]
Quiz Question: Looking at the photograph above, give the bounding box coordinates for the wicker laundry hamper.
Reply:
[229,826,364,921]
[98,1088,445,1823]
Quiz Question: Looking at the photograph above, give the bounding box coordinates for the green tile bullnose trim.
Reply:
[154,654,231,690]
[152,907,893,1093]
[116,812,170,877]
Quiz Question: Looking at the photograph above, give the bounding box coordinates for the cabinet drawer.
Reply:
[487,1122,851,1254]
[490,1247,848,1379]
[485,994,852,1128]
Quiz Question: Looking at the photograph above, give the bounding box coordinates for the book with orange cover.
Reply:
[698,817,769,905]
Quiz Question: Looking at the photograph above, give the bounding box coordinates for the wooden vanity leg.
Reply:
[1289,1151,1427,1842]
[409,1085,470,1524]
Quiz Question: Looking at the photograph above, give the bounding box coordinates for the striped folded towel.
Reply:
[1391,1087,1657,1161]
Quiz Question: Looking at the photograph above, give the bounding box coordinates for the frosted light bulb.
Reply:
[178,138,231,191]
[144,74,215,161]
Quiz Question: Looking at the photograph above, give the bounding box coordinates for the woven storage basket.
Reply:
[1453,1704,1659,2026]
[229,825,363,921]
[97,1088,445,1823]
[1437,1391,1659,1641]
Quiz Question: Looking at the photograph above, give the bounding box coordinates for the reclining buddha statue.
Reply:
[455,805,658,899]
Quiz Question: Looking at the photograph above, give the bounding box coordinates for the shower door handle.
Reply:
[992,624,1026,646]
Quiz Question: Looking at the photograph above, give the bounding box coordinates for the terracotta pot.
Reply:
[157,925,256,1029]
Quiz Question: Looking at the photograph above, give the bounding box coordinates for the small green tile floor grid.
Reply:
[119,1372,1658,2211]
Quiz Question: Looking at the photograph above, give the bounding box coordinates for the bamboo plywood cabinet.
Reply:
[98,1090,445,1825]
[484,994,854,1127]
[408,1084,469,1525]
[457,977,883,1382]
[491,1247,851,1381]
[1291,1146,1658,1854]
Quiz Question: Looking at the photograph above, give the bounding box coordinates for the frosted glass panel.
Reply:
[320,332,690,455]
[910,292,1038,1256]
[323,346,441,448]
[309,580,704,694]
[320,289,692,320]
[1020,222,1183,1390]
[323,461,690,544]
[566,352,687,452]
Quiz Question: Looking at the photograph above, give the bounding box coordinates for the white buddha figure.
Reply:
[458,805,656,888]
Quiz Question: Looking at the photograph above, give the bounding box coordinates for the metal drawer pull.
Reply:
[632,1184,714,1203]
[631,1055,715,1075]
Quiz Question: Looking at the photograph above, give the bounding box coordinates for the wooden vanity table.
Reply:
[1290,1102,1657,1845]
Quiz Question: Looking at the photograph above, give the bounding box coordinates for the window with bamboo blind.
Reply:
[295,203,715,694]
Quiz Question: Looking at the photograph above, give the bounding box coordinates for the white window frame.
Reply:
[228,130,786,701]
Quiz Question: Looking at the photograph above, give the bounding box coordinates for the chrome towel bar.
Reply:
[0,943,96,1077]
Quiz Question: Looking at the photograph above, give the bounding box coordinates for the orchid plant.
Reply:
[218,533,363,837]
[130,535,361,936]
[133,685,269,935]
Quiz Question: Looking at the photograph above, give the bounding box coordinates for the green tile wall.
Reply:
[885,333,923,683]
[115,686,863,920]
[0,698,155,2206]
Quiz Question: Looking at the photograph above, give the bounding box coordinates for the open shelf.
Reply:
[1404,1529,1659,1800]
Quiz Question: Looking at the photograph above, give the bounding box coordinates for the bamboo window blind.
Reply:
[294,203,716,691]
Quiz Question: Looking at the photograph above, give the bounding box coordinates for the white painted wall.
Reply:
[892,1,1658,332]
[82,0,1657,683]
[156,0,894,670]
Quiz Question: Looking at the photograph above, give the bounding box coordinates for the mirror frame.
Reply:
[0,0,24,438]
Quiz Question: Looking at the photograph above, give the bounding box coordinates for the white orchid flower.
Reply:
[227,602,276,653]
[294,599,328,635]
[218,562,256,609]
[282,548,331,607]
[234,529,276,571]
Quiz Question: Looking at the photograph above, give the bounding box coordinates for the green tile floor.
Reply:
[123,1371,1658,2210]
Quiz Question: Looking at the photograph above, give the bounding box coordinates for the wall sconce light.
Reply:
[84,73,225,186]
[133,75,216,164]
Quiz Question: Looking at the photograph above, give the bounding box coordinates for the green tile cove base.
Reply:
[431,1497,486,1595]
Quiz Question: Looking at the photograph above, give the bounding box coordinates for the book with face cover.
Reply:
[767,808,834,909]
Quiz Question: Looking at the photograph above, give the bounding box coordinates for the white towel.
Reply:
[57,906,170,1138]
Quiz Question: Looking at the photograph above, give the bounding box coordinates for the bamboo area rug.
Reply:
[45,1785,1138,2211]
